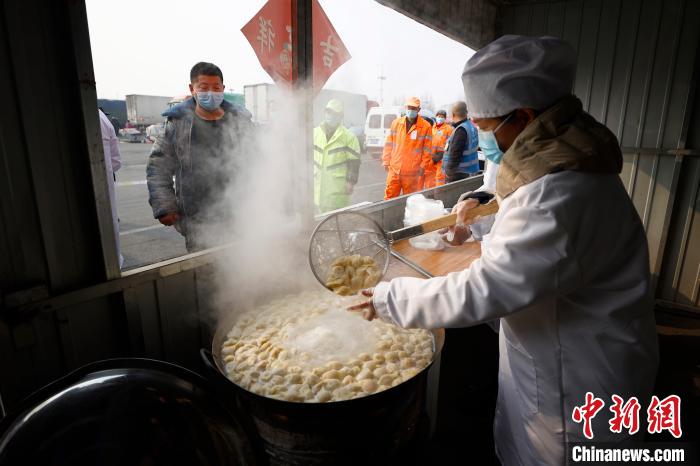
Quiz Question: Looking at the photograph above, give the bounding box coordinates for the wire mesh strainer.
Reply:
[309,201,499,294]
[308,212,390,295]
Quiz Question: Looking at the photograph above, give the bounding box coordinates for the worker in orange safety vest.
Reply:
[382,96,433,199]
[430,109,453,187]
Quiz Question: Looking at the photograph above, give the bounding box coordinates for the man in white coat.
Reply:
[443,149,501,245]
[99,109,123,268]
[350,35,659,465]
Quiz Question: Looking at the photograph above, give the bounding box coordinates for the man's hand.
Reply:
[442,198,480,246]
[453,198,480,225]
[347,288,377,321]
[346,182,354,195]
[442,224,472,246]
[158,212,179,226]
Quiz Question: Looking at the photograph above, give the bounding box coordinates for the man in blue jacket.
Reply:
[443,101,480,183]
[147,62,253,252]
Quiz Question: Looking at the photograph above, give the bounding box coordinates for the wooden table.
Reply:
[391,239,481,277]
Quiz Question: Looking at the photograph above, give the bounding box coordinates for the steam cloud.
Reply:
[196,88,321,328]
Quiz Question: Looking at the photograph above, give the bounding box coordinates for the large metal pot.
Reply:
[0,358,257,466]
[201,317,444,466]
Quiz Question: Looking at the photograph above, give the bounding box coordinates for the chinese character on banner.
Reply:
[256,17,275,54]
[647,395,682,438]
[572,392,605,440]
[312,0,351,92]
[609,395,641,435]
[241,0,293,85]
[243,0,350,92]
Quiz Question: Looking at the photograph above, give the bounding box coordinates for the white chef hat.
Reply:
[462,35,577,118]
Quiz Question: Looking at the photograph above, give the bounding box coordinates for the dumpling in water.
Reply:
[221,290,434,402]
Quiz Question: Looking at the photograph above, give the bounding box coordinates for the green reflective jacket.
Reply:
[313,124,361,213]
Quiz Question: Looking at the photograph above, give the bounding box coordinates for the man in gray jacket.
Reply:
[147,62,252,251]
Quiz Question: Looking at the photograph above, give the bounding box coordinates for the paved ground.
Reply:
[115,142,387,270]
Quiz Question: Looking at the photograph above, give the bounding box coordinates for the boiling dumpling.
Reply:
[221,291,433,403]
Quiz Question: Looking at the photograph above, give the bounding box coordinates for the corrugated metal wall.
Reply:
[501,0,700,311]
[0,259,215,411]
[376,0,498,49]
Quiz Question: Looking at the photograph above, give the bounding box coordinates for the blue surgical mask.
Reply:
[405,109,418,119]
[436,117,445,124]
[477,113,513,164]
[478,130,504,164]
[196,91,224,112]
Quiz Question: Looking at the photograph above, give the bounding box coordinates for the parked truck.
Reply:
[243,83,368,129]
[125,94,172,129]
[97,99,127,127]
[243,84,273,123]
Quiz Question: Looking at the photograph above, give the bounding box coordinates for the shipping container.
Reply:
[244,83,368,128]
[125,94,172,128]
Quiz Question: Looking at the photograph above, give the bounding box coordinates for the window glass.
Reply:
[86,0,471,269]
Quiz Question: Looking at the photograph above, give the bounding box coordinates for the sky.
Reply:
[85,0,474,110]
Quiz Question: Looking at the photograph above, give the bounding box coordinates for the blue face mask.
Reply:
[405,109,418,119]
[196,91,224,112]
[477,113,513,164]
[478,130,504,164]
[436,117,445,124]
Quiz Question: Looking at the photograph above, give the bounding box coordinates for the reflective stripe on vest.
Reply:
[442,120,479,175]
[328,146,360,157]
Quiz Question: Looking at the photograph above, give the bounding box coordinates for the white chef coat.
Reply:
[373,170,659,465]
[468,159,498,240]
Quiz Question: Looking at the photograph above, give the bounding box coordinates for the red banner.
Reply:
[311,0,351,92]
[242,0,350,92]
[241,0,293,85]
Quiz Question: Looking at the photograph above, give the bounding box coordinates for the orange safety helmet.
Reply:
[405,96,421,108]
